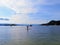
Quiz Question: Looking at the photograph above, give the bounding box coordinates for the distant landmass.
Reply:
[0,24,16,26]
[41,20,60,25]
[1,20,60,26]
[0,24,40,26]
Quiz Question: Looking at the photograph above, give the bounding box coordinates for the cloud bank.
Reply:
[0,0,60,24]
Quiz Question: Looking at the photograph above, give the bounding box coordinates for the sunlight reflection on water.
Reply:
[0,26,60,45]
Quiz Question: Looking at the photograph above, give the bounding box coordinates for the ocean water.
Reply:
[0,26,60,45]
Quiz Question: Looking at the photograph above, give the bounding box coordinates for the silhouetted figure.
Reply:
[27,26,29,31]
[10,24,16,26]
[30,25,32,27]
[27,25,32,32]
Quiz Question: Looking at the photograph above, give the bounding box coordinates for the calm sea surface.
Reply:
[0,26,60,45]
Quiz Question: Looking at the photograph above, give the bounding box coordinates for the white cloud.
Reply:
[0,0,33,13]
[9,14,29,24]
[0,0,59,24]
[28,20,48,24]
[0,0,38,24]
[0,0,60,12]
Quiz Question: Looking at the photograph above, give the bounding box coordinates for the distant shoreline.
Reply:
[1,20,60,26]
[0,24,40,26]
[41,20,60,26]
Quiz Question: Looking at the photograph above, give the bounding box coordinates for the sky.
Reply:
[0,0,60,24]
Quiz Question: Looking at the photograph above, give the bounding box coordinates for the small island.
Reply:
[41,20,60,25]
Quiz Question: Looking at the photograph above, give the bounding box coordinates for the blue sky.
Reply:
[29,4,60,20]
[0,6,15,17]
[0,0,60,24]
